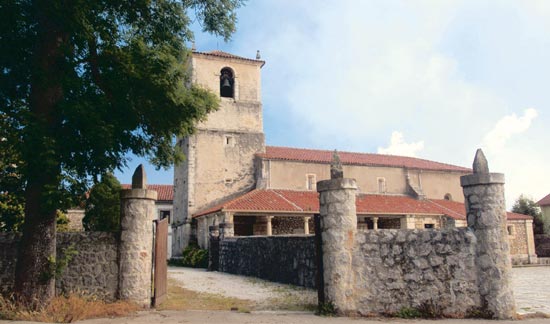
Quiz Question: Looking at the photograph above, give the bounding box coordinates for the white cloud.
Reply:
[482,108,538,151]
[378,131,424,157]
[232,1,550,206]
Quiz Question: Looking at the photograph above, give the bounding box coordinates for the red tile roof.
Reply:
[257,146,471,172]
[193,50,265,66]
[537,193,550,206]
[193,189,530,221]
[122,184,173,201]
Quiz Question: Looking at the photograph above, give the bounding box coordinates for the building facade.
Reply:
[172,50,536,264]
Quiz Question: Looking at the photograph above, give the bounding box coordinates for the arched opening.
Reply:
[220,67,234,98]
[444,193,452,201]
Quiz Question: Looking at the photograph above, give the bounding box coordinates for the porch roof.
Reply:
[192,189,532,221]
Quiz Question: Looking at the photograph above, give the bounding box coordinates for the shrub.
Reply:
[180,244,208,268]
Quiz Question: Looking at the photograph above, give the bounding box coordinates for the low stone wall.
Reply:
[0,233,20,295]
[56,232,119,300]
[0,232,119,300]
[219,235,316,288]
[352,229,480,315]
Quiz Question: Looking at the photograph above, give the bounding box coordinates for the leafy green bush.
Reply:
[180,244,208,268]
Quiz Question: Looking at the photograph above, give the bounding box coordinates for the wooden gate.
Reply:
[152,217,168,307]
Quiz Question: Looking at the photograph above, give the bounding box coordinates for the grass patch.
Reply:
[158,279,254,312]
[263,285,317,312]
[0,294,140,323]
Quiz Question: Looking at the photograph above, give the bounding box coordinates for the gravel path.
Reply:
[170,266,550,315]
[168,267,317,309]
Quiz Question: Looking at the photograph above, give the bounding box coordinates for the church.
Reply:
[171,50,537,265]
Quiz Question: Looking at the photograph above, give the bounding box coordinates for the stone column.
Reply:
[266,216,273,236]
[304,216,311,234]
[372,217,379,230]
[219,222,234,239]
[208,225,220,271]
[461,149,515,319]
[317,151,357,314]
[525,220,537,264]
[119,165,157,307]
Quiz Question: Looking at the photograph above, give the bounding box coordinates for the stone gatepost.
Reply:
[208,225,220,271]
[119,165,157,307]
[461,149,515,319]
[219,222,234,240]
[317,151,357,314]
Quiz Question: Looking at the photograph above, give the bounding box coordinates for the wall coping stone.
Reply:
[460,173,504,187]
[317,178,357,192]
[120,189,157,200]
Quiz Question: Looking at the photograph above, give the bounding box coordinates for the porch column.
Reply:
[266,216,273,236]
[304,216,311,234]
[400,215,415,229]
[372,216,379,230]
[224,211,234,224]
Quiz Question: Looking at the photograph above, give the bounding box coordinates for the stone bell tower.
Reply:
[172,50,266,255]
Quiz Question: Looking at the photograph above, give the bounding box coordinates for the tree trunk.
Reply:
[14,3,65,306]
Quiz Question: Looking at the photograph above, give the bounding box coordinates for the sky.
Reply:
[115,0,550,208]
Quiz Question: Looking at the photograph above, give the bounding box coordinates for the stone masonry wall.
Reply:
[219,235,316,288]
[0,232,119,300]
[352,229,480,315]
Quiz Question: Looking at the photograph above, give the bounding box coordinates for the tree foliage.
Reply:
[1,0,244,304]
[83,173,121,232]
[512,194,545,234]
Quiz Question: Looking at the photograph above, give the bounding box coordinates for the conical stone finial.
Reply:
[256,50,261,60]
[132,164,147,189]
[330,150,344,179]
[472,149,489,174]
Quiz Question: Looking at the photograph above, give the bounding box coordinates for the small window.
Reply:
[224,135,235,147]
[306,174,316,191]
[507,225,515,236]
[444,193,452,201]
[424,224,434,229]
[159,210,171,222]
[220,67,234,98]
[377,178,386,193]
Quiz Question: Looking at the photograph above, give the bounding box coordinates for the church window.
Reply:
[224,135,235,147]
[507,225,516,236]
[306,174,316,191]
[377,177,386,193]
[424,224,435,229]
[444,193,453,201]
[220,67,234,98]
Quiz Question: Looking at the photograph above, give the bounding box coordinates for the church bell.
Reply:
[222,78,231,89]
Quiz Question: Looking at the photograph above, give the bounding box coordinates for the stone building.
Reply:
[172,50,536,264]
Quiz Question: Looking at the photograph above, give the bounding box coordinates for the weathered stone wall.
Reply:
[508,221,528,256]
[0,232,118,300]
[0,233,19,295]
[56,232,119,300]
[352,229,480,315]
[219,235,316,288]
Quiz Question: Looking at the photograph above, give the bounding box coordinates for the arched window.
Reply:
[220,67,234,98]
[444,193,452,201]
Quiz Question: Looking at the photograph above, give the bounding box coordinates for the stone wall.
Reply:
[219,235,316,288]
[0,232,118,300]
[352,229,479,315]
[316,150,515,319]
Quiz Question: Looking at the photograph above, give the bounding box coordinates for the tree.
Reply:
[512,194,545,234]
[83,173,121,232]
[1,0,244,304]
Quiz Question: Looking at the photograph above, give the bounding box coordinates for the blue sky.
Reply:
[115,0,550,207]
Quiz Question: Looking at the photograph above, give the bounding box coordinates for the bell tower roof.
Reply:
[193,50,265,67]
